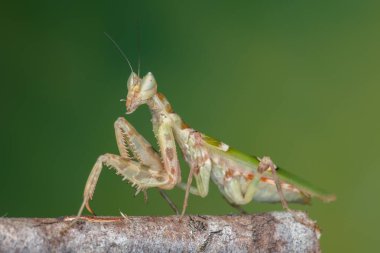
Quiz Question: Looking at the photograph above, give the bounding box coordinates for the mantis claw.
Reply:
[85,202,96,216]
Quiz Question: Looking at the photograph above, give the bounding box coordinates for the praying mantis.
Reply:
[76,40,335,218]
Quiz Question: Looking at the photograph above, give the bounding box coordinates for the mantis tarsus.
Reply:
[76,69,336,217]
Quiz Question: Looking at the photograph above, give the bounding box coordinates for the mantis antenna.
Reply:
[137,19,141,77]
[104,32,134,74]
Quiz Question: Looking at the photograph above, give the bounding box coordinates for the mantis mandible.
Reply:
[77,42,335,218]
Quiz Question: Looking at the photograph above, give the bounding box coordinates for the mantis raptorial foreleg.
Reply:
[77,153,168,216]
[77,117,177,218]
[155,116,182,185]
[115,117,181,212]
[114,117,162,168]
[116,117,181,193]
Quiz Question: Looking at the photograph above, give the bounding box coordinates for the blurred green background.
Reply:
[1,0,379,252]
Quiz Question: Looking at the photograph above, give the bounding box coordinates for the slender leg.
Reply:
[181,166,194,216]
[178,152,212,216]
[258,156,290,211]
[258,157,317,227]
[158,190,179,215]
[178,183,202,196]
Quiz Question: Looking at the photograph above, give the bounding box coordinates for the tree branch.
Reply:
[0,211,321,253]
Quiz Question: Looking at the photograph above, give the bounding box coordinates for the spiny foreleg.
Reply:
[77,116,177,218]
[114,117,162,169]
[155,116,182,188]
[77,153,169,218]
[115,117,180,210]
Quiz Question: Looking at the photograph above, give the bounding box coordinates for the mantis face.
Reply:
[125,72,157,114]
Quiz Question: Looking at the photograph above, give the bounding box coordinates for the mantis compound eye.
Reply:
[141,72,156,90]
[133,72,157,101]
[139,72,157,100]
[127,72,139,89]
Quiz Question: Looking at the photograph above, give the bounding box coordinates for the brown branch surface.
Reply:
[0,211,321,253]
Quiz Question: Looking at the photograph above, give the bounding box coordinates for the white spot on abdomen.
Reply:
[219,142,229,152]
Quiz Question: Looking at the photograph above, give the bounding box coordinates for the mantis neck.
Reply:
[146,92,190,131]
[147,93,172,115]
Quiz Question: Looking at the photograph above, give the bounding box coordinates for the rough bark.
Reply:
[0,211,321,253]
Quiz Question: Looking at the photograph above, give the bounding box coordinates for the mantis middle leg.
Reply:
[179,149,212,216]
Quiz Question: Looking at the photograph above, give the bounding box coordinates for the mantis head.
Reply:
[125,72,158,114]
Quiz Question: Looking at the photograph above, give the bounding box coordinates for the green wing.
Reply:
[203,135,336,203]
[276,167,336,202]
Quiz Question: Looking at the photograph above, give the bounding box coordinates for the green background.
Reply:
[1,1,379,252]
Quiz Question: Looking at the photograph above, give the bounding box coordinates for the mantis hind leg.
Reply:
[258,156,290,211]
[77,153,169,218]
